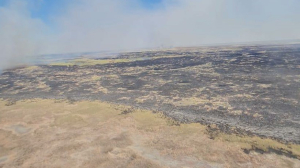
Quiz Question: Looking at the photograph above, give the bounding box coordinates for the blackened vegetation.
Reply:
[243,145,299,159]
[1,44,300,144]
[120,108,135,115]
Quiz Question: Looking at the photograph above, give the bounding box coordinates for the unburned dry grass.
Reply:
[50,58,130,66]
[0,99,299,168]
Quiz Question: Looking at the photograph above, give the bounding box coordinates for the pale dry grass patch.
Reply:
[50,58,131,66]
[0,99,299,168]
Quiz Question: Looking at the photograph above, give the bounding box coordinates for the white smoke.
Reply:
[0,0,48,70]
[1,0,300,70]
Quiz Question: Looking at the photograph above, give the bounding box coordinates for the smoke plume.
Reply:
[1,0,300,70]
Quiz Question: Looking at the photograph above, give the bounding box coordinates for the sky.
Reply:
[1,0,163,25]
[0,0,300,69]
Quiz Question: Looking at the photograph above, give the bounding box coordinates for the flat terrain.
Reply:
[0,99,299,168]
[1,44,300,143]
[1,44,300,167]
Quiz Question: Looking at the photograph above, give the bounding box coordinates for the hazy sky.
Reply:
[0,0,300,69]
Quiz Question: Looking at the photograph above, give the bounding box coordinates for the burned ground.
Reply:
[1,44,300,144]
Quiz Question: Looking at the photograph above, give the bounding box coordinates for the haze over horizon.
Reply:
[1,0,300,69]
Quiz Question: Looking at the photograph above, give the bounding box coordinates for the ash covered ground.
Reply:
[1,44,300,143]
